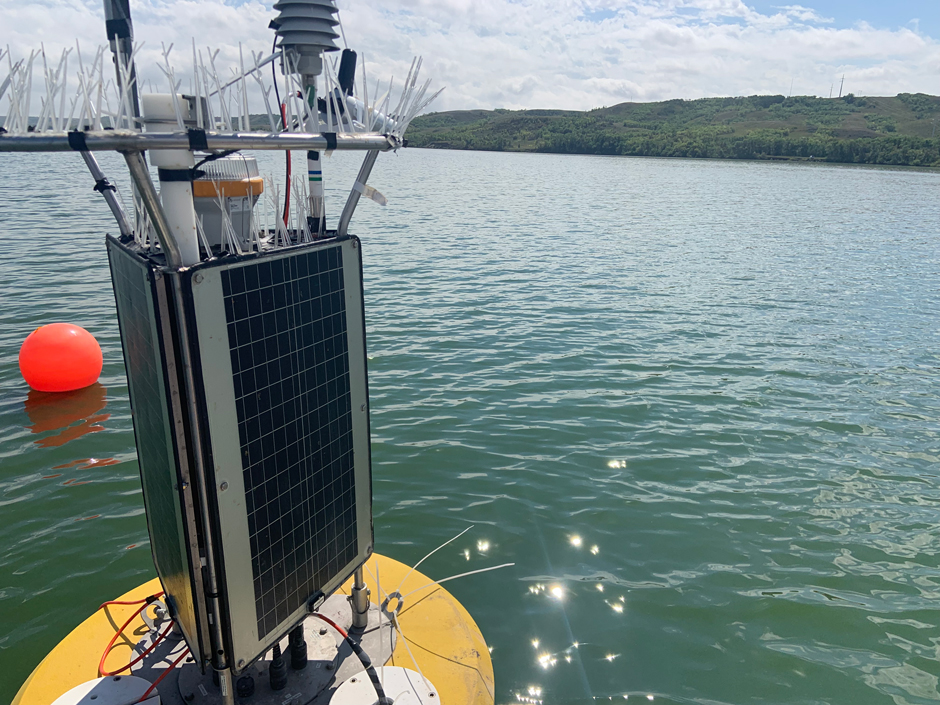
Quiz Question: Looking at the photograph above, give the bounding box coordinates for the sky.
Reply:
[2,0,939,112]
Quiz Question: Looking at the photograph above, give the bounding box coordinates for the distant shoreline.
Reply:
[407,93,940,168]
[406,144,940,170]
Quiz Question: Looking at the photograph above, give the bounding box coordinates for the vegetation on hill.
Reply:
[406,93,940,167]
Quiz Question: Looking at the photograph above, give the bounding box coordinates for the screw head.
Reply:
[360,404,366,412]
[238,659,246,668]
[219,481,229,491]
[319,627,328,635]
[193,273,204,284]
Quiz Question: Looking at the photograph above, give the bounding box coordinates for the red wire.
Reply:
[280,102,291,226]
[137,647,190,702]
[97,592,165,677]
[99,598,151,609]
[100,621,174,677]
[311,612,349,639]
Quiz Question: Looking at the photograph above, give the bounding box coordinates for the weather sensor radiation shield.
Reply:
[188,238,373,672]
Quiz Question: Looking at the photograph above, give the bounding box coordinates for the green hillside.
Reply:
[407,93,940,167]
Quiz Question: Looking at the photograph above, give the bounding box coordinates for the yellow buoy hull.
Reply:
[14,553,494,705]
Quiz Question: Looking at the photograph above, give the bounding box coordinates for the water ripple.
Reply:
[1,150,939,704]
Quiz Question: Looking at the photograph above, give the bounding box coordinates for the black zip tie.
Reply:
[93,178,116,193]
[323,132,337,151]
[67,130,88,151]
[188,127,209,151]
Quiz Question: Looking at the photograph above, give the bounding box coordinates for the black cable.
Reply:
[194,150,236,170]
[270,36,290,225]
[312,614,391,705]
[271,37,282,130]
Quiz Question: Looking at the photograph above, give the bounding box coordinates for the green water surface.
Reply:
[1,149,939,704]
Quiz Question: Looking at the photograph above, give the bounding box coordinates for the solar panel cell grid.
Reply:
[220,247,358,639]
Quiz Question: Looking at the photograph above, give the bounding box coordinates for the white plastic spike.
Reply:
[207,48,230,131]
[192,40,203,129]
[195,214,213,258]
[159,43,185,129]
[238,44,250,131]
[251,50,277,132]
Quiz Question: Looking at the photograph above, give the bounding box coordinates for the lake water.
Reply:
[1,148,939,705]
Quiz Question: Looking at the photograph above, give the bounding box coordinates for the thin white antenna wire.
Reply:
[399,563,515,601]
[394,525,475,595]
[392,620,432,694]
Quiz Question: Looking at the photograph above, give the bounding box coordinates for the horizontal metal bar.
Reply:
[0,130,398,153]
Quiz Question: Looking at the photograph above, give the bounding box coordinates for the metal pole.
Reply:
[337,150,379,238]
[122,151,183,269]
[80,151,133,238]
[103,0,143,215]
[103,0,141,125]
[350,566,370,630]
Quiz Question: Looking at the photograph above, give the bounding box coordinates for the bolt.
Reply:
[325,662,334,671]
[194,273,204,284]
[238,659,246,668]
[219,481,229,491]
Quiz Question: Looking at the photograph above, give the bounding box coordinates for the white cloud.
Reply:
[3,0,939,114]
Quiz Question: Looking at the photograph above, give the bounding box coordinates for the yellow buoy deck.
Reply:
[14,553,494,705]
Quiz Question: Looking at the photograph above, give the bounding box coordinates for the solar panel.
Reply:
[107,238,209,669]
[222,247,358,638]
[187,238,373,672]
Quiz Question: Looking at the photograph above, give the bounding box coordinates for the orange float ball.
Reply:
[19,323,103,393]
